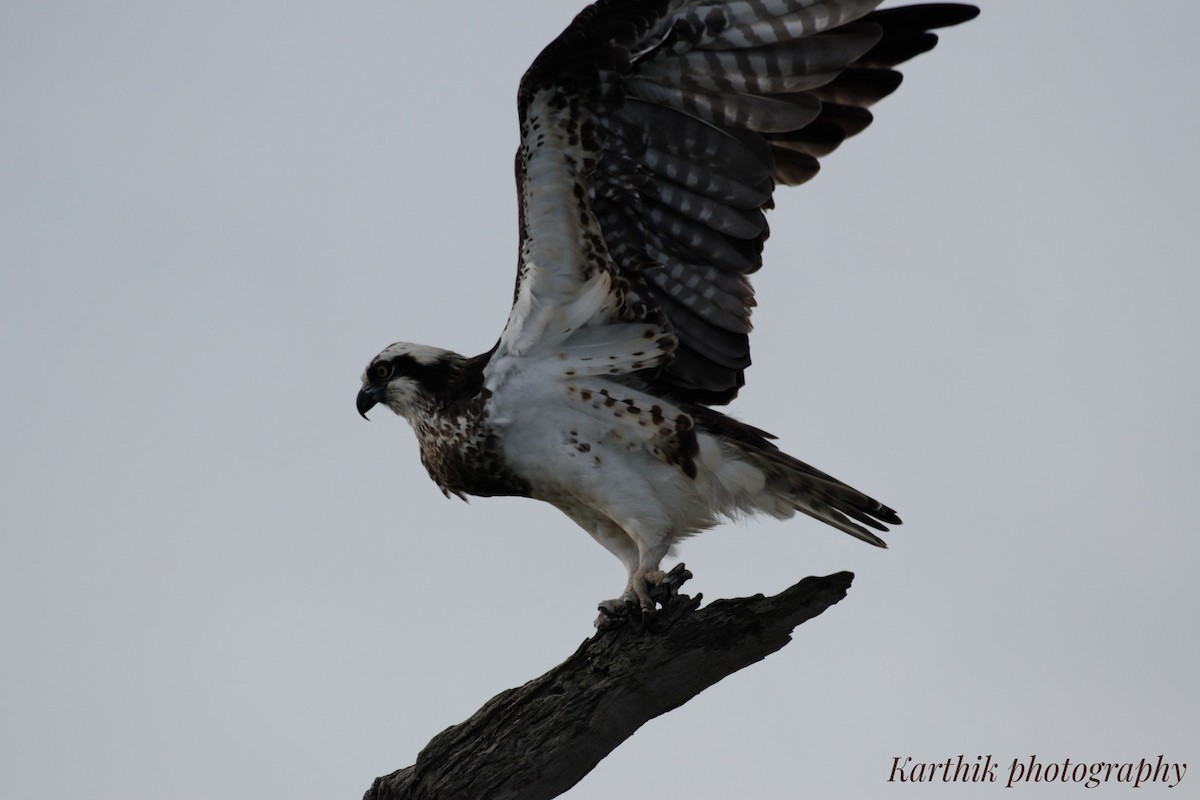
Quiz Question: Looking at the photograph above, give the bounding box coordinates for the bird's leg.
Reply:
[562,511,643,628]
[594,562,694,630]
[630,533,672,613]
[594,573,656,629]
[627,565,662,613]
[631,559,697,611]
[594,568,650,629]
[594,532,675,628]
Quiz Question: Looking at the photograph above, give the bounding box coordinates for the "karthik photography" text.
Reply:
[888,754,1187,789]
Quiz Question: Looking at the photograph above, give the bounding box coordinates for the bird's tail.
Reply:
[691,405,899,546]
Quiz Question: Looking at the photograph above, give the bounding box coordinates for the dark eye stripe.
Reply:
[378,354,452,395]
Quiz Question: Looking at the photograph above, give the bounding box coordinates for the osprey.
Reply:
[357,0,976,625]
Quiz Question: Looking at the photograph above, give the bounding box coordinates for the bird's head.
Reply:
[356,342,467,422]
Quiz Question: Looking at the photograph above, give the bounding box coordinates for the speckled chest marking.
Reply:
[414,393,530,500]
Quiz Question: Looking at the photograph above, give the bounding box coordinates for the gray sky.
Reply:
[3,1,1197,797]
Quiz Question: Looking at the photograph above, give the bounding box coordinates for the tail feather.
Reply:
[691,403,899,546]
[793,497,890,548]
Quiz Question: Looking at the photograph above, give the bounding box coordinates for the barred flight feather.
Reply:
[639,31,882,95]
[646,179,765,238]
[640,146,772,207]
[601,102,774,182]
[626,79,820,132]
[643,200,762,272]
[677,0,883,50]
[807,66,903,106]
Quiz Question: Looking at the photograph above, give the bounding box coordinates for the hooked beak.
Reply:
[356,386,381,420]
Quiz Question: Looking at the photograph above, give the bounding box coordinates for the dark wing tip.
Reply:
[866,4,981,30]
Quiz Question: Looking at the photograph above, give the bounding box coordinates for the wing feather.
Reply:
[677,0,884,49]
[494,0,979,403]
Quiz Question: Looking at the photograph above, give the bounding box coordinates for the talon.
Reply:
[594,611,628,631]
[595,598,632,630]
[596,565,694,628]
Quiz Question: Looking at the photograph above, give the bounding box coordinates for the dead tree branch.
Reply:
[364,569,854,800]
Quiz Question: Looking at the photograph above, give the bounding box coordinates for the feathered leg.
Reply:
[559,505,676,626]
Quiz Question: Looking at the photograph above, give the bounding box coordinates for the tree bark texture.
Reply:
[363,569,854,800]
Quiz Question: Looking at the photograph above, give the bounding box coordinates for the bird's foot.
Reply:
[593,563,693,630]
[650,562,692,604]
[594,595,639,631]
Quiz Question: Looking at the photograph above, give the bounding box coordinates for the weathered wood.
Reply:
[364,569,854,800]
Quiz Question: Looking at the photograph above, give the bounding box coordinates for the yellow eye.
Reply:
[374,363,392,380]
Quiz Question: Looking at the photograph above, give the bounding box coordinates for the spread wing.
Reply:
[493,0,978,404]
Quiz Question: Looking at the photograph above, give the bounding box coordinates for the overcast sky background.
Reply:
[3,1,1198,798]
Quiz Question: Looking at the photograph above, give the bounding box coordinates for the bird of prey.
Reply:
[357,0,977,625]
